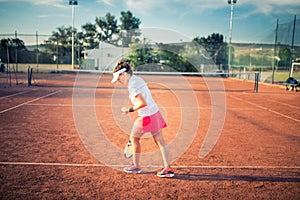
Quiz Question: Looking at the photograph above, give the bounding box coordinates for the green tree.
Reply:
[95,12,119,45]
[119,11,141,47]
[0,38,27,63]
[180,42,213,70]
[44,26,74,64]
[81,22,98,49]
[127,38,153,69]
[127,40,198,72]
[278,47,291,68]
[0,38,15,63]
[161,51,194,72]
[193,33,226,68]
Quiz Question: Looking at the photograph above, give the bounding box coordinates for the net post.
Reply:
[27,66,32,86]
[254,72,259,93]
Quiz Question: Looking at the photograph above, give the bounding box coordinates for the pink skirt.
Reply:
[131,111,167,136]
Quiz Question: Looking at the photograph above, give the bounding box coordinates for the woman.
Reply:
[111,60,174,178]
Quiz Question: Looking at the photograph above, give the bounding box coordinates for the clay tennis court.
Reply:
[0,72,299,199]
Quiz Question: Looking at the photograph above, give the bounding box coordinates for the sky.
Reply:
[0,0,299,45]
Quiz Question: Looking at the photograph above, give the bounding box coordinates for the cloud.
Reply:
[98,0,115,7]
[253,0,300,6]
[179,0,300,14]
[125,0,300,16]
[0,0,68,8]
[38,15,51,19]
[125,0,168,14]
[1,0,299,16]
[33,0,67,8]
[38,15,50,18]
[174,0,228,12]
[240,0,300,15]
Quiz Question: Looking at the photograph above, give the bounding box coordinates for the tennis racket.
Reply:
[124,140,133,158]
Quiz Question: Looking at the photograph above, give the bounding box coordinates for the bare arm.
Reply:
[131,93,147,111]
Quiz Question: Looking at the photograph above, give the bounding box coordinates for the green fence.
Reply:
[229,16,300,83]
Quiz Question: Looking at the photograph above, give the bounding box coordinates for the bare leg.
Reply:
[131,136,141,168]
[152,131,170,169]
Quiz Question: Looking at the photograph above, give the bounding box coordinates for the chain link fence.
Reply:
[0,32,76,72]
[229,16,300,84]
[1,16,299,85]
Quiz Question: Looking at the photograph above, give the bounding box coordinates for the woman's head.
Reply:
[114,59,132,74]
[111,59,133,83]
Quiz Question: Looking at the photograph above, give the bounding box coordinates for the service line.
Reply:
[229,95,300,123]
[0,90,61,114]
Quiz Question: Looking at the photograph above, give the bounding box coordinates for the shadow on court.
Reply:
[173,173,300,182]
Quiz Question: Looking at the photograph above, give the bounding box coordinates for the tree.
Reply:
[157,49,190,72]
[95,12,119,45]
[43,26,76,64]
[119,11,141,47]
[127,38,153,69]
[0,38,27,63]
[126,39,200,72]
[278,47,291,68]
[81,22,98,49]
[193,33,226,68]
[0,38,14,63]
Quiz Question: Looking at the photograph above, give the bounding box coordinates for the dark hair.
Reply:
[113,59,133,75]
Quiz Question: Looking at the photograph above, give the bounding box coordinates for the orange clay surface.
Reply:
[0,72,299,199]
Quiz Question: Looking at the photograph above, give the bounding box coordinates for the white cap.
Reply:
[111,68,127,83]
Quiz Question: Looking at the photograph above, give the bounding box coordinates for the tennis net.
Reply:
[27,67,259,92]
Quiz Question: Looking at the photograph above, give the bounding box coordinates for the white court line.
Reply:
[0,91,30,99]
[26,103,262,111]
[229,95,300,123]
[27,103,73,107]
[0,161,299,170]
[26,103,184,108]
[268,99,300,110]
[0,90,61,114]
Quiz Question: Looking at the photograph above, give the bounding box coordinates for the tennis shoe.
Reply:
[156,167,175,178]
[124,163,142,174]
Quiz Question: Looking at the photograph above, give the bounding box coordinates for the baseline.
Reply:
[0,161,299,170]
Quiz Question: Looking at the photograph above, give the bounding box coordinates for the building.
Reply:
[82,41,130,71]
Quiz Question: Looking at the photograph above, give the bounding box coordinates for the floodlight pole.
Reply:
[228,0,237,73]
[72,5,75,69]
[69,0,78,70]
